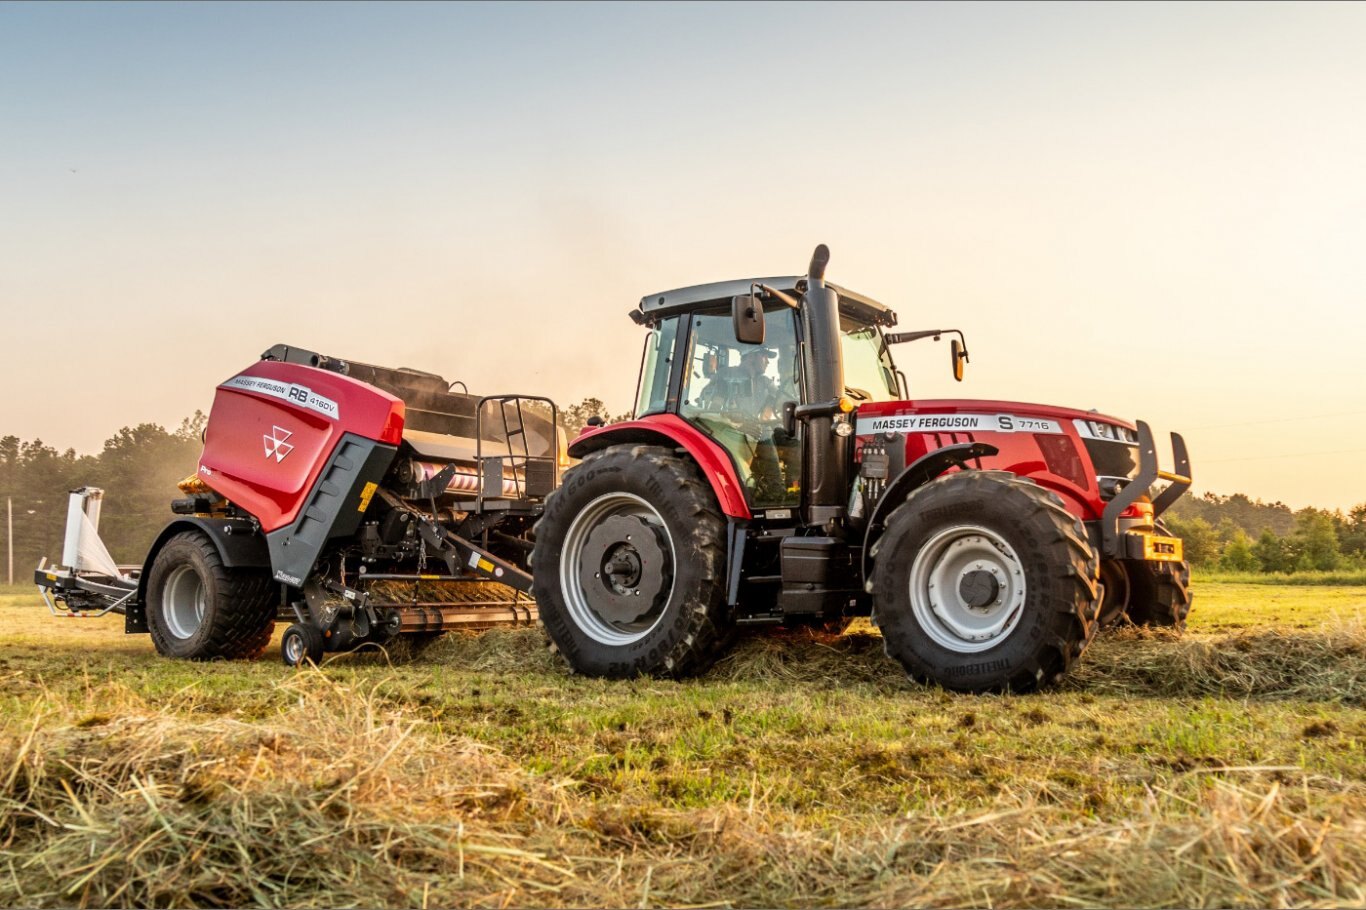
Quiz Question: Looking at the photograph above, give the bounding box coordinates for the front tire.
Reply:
[531,445,732,678]
[1124,557,1192,631]
[871,471,1099,693]
[145,531,277,660]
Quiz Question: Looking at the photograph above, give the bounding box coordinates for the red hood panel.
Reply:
[198,360,404,531]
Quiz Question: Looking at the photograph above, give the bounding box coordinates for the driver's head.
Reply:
[741,348,773,374]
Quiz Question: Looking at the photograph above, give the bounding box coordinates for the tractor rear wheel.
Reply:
[145,531,278,660]
[871,471,1099,693]
[532,445,732,678]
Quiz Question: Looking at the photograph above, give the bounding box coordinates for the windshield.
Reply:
[839,316,898,401]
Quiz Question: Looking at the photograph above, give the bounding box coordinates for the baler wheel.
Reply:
[282,623,325,667]
[871,471,1100,693]
[145,531,277,661]
[532,444,732,678]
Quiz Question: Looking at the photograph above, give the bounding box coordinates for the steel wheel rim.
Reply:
[909,524,1026,654]
[163,564,207,640]
[284,632,306,665]
[559,491,675,646]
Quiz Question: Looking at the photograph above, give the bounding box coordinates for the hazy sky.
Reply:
[2,2,1364,509]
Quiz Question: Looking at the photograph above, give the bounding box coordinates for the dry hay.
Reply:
[3,667,1364,908]
[1072,618,1366,704]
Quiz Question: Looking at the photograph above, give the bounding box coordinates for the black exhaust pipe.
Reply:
[799,244,849,525]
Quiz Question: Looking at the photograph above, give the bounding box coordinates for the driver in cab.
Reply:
[700,347,780,421]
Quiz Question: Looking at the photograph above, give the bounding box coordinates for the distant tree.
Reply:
[1167,491,1295,538]
[1292,509,1341,572]
[560,397,631,438]
[89,423,204,564]
[1339,504,1366,560]
[1164,516,1221,566]
[1252,529,1293,574]
[1219,530,1260,572]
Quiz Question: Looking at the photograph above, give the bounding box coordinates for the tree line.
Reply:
[1163,492,1365,573]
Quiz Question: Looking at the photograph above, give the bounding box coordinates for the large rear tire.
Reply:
[871,471,1099,693]
[145,531,278,660]
[531,445,732,678]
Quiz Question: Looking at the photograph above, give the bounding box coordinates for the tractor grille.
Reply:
[1081,438,1140,482]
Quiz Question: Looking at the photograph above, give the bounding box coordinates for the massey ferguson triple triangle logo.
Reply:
[263,426,295,463]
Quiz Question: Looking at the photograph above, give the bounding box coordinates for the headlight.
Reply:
[833,415,853,437]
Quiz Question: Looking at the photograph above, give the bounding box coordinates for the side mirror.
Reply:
[732,295,766,345]
[951,338,967,382]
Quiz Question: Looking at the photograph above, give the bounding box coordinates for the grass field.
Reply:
[1,581,1363,908]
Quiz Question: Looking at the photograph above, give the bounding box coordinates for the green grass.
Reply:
[1,583,1363,908]
[1196,568,1366,586]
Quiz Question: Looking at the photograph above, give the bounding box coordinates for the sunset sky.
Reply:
[2,1,1364,510]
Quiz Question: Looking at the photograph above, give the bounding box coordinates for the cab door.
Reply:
[676,307,803,509]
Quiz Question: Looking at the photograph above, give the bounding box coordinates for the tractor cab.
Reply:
[628,276,901,514]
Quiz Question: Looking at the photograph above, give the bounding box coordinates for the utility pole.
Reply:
[6,497,11,587]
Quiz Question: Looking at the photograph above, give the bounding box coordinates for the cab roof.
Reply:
[630,276,899,328]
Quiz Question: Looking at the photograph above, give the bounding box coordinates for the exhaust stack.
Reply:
[799,244,850,524]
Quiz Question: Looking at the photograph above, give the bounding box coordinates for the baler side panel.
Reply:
[265,434,397,587]
[198,361,404,532]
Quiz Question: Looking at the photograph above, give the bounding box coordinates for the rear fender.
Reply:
[130,517,270,633]
[569,414,752,519]
[861,442,997,579]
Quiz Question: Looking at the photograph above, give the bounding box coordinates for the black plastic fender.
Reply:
[860,442,998,581]
[129,517,270,633]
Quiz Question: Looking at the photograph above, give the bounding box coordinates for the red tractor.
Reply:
[532,245,1191,692]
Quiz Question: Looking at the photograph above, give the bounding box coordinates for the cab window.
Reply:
[678,308,802,507]
[633,317,680,418]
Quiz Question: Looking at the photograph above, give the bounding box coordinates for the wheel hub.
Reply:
[959,569,1000,609]
[163,564,207,640]
[577,514,669,624]
[908,527,1027,654]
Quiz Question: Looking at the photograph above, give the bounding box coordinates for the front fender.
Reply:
[861,442,997,579]
[569,414,752,519]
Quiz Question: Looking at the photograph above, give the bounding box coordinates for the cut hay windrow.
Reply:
[1071,618,1366,704]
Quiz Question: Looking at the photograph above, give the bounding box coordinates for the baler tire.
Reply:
[531,444,732,678]
[145,531,278,661]
[871,471,1100,693]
